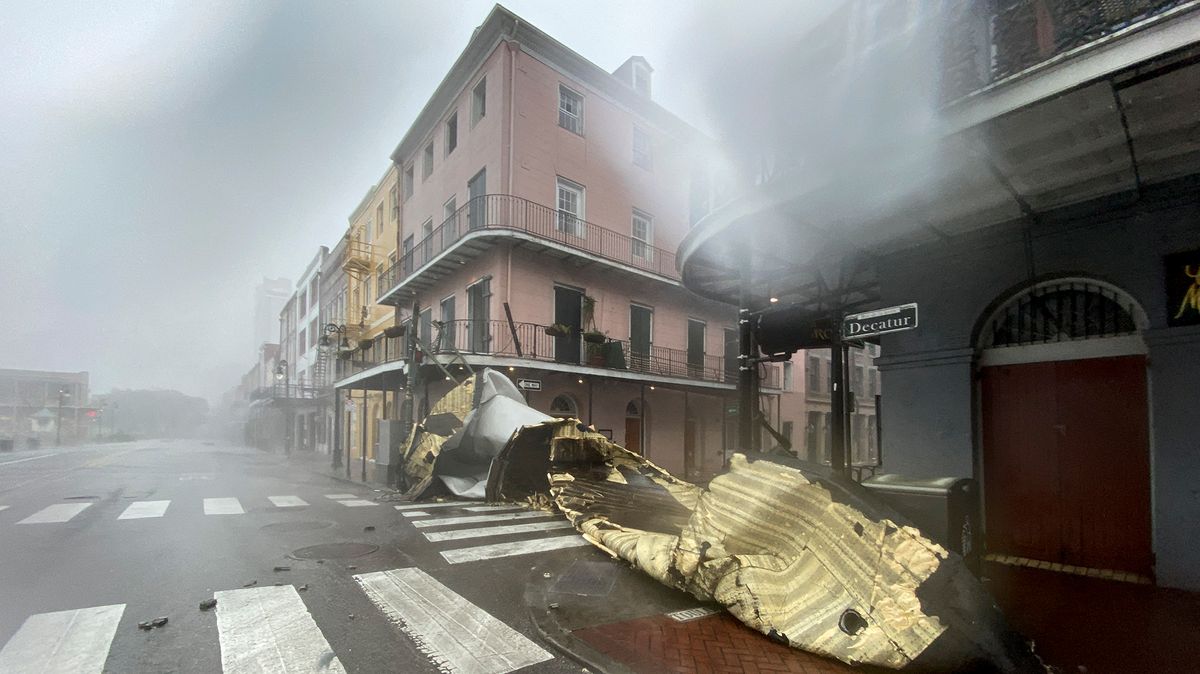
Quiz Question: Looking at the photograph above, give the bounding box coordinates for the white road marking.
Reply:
[411,511,551,528]
[215,585,345,674]
[0,505,8,512]
[268,495,308,508]
[0,453,57,467]
[392,501,465,511]
[324,493,358,500]
[335,499,378,507]
[401,511,431,518]
[424,520,574,542]
[117,500,170,520]
[18,503,91,524]
[0,603,124,673]
[354,567,552,673]
[461,505,527,512]
[203,498,244,515]
[441,535,591,564]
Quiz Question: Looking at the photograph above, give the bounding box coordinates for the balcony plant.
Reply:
[544,323,572,337]
[383,324,407,339]
[581,294,604,344]
[358,338,374,351]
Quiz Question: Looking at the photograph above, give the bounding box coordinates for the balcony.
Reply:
[333,318,781,390]
[250,384,325,401]
[940,0,1193,103]
[377,194,680,303]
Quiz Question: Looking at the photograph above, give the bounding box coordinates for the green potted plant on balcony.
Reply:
[358,338,374,351]
[544,323,571,337]
[580,294,605,344]
[383,324,407,339]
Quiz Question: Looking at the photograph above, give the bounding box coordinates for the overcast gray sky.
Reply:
[0,1,844,402]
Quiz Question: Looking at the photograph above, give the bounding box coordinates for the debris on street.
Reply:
[273,565,291,572]
[199,598,217,611]
[242,580,257,588]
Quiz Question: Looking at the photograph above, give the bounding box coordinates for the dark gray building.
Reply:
[678,1,1200,591]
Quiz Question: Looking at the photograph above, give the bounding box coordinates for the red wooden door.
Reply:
[625,417,641,455]
[981,356,1152,575]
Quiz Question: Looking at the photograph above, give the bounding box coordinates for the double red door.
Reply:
[981,355,1152,575]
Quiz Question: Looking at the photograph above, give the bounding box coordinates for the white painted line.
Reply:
[424,520,574,542]
[392,501,466,511]
[0,505,8,512]
[117,500,170,520]
[215,585,345,674]
[411,511,552,529]
[18,503,92,524]
[461,505,528,512]
[401,511,431,518]
[268,495,309,508]
[441,535,591,564]
[336,499,378,507]
[204,498,244,515]
[324,493,358,500]
[354,568,552,673]
[0,603,124,673]
[0,453,57,467]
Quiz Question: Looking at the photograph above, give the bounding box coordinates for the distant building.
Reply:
[0,369,91,449]
[254,277,292,354]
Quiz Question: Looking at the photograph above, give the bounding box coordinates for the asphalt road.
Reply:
[0,440,597,673]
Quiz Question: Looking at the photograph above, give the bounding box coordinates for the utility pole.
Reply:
[56,388,69,446]
[398,302,420,489]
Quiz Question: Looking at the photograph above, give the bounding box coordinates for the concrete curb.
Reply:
[524,562,634,674]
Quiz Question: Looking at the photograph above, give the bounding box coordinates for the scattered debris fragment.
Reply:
[273,565,291,572]
[242,580,257,588]
[347,565,357,570]
[542,572,552,579]
[199,599,217,611]
[316,559,325,564]
[138,617,169,631]
[548,603,559,610]
[298,584,308,592]
[348,614,355,621]
[273,582,283,586]
[363,526,375,532]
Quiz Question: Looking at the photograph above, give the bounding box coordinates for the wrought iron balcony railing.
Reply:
[940,0,1189,102]
[251,384,326,401]
[333,318,781,388]
[378,194,680,299]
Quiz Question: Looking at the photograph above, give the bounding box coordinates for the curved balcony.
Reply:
[377,194,679,304]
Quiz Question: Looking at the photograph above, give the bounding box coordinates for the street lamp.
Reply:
[56,388,70,446]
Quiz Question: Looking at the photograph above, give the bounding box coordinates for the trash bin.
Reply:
[861,474,981,574]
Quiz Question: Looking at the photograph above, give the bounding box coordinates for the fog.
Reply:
[0,0,936,403]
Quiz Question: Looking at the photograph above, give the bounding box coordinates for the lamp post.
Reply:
[320,324,350,469]
[276,359,291,455]
[56,388,70,446]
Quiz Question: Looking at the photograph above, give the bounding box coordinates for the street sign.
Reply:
[843,303,918,340]
[517,378,542,391]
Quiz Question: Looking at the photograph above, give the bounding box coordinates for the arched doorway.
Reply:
[976,278,1152,576]
[625,400,644,455]
[549,394,578,419]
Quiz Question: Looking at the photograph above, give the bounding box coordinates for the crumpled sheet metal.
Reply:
[489,419,1044,673]
[397,375,475,498]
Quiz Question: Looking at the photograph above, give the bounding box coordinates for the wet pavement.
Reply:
[0,440,588,673]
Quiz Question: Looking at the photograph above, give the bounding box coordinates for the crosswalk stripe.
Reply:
[324,494,358,500]
[392,501,465,511]
[0,505,8,512]
[0,603,124,673]
[411,511,551,528]
[203,498,244,515]
[335,499,378,507]
[401,511,431,518]
[117,500,170,520]
[355,568,552,673]
[18,503,91,524]
[461,505,527,512]
[215,585,344,673]
[441,535,591,564]
[424,520,574,542]
[268,496,308,508]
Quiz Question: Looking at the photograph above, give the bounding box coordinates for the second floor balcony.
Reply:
[335,318,782,390]
[377,194,680,304]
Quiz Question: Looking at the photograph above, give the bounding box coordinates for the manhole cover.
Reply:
[262,520,336,533]
[550,560,618,597]
[291,543,379,560]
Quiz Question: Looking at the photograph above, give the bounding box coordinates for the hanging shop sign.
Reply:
[1165,248,1200,327]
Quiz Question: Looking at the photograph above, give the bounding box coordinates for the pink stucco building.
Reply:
[334,6,875,482]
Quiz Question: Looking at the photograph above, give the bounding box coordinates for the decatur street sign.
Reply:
[842,303,918,340]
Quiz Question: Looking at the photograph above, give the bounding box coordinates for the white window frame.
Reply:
[403,165,414,199]
[558,85,583,135]
[422,142,434,180]
[471,77,486,126]
[632,61,651,96]
[445,112,458,155]
[631,208,653,261]
[555,177,586,238]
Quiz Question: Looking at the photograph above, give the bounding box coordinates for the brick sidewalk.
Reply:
[573,612,873,674]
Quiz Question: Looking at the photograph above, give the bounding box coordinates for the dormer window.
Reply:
[632,61,651,96]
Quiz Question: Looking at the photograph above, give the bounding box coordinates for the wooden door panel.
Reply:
[625,418,641,455]
[982,361,1061,562]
